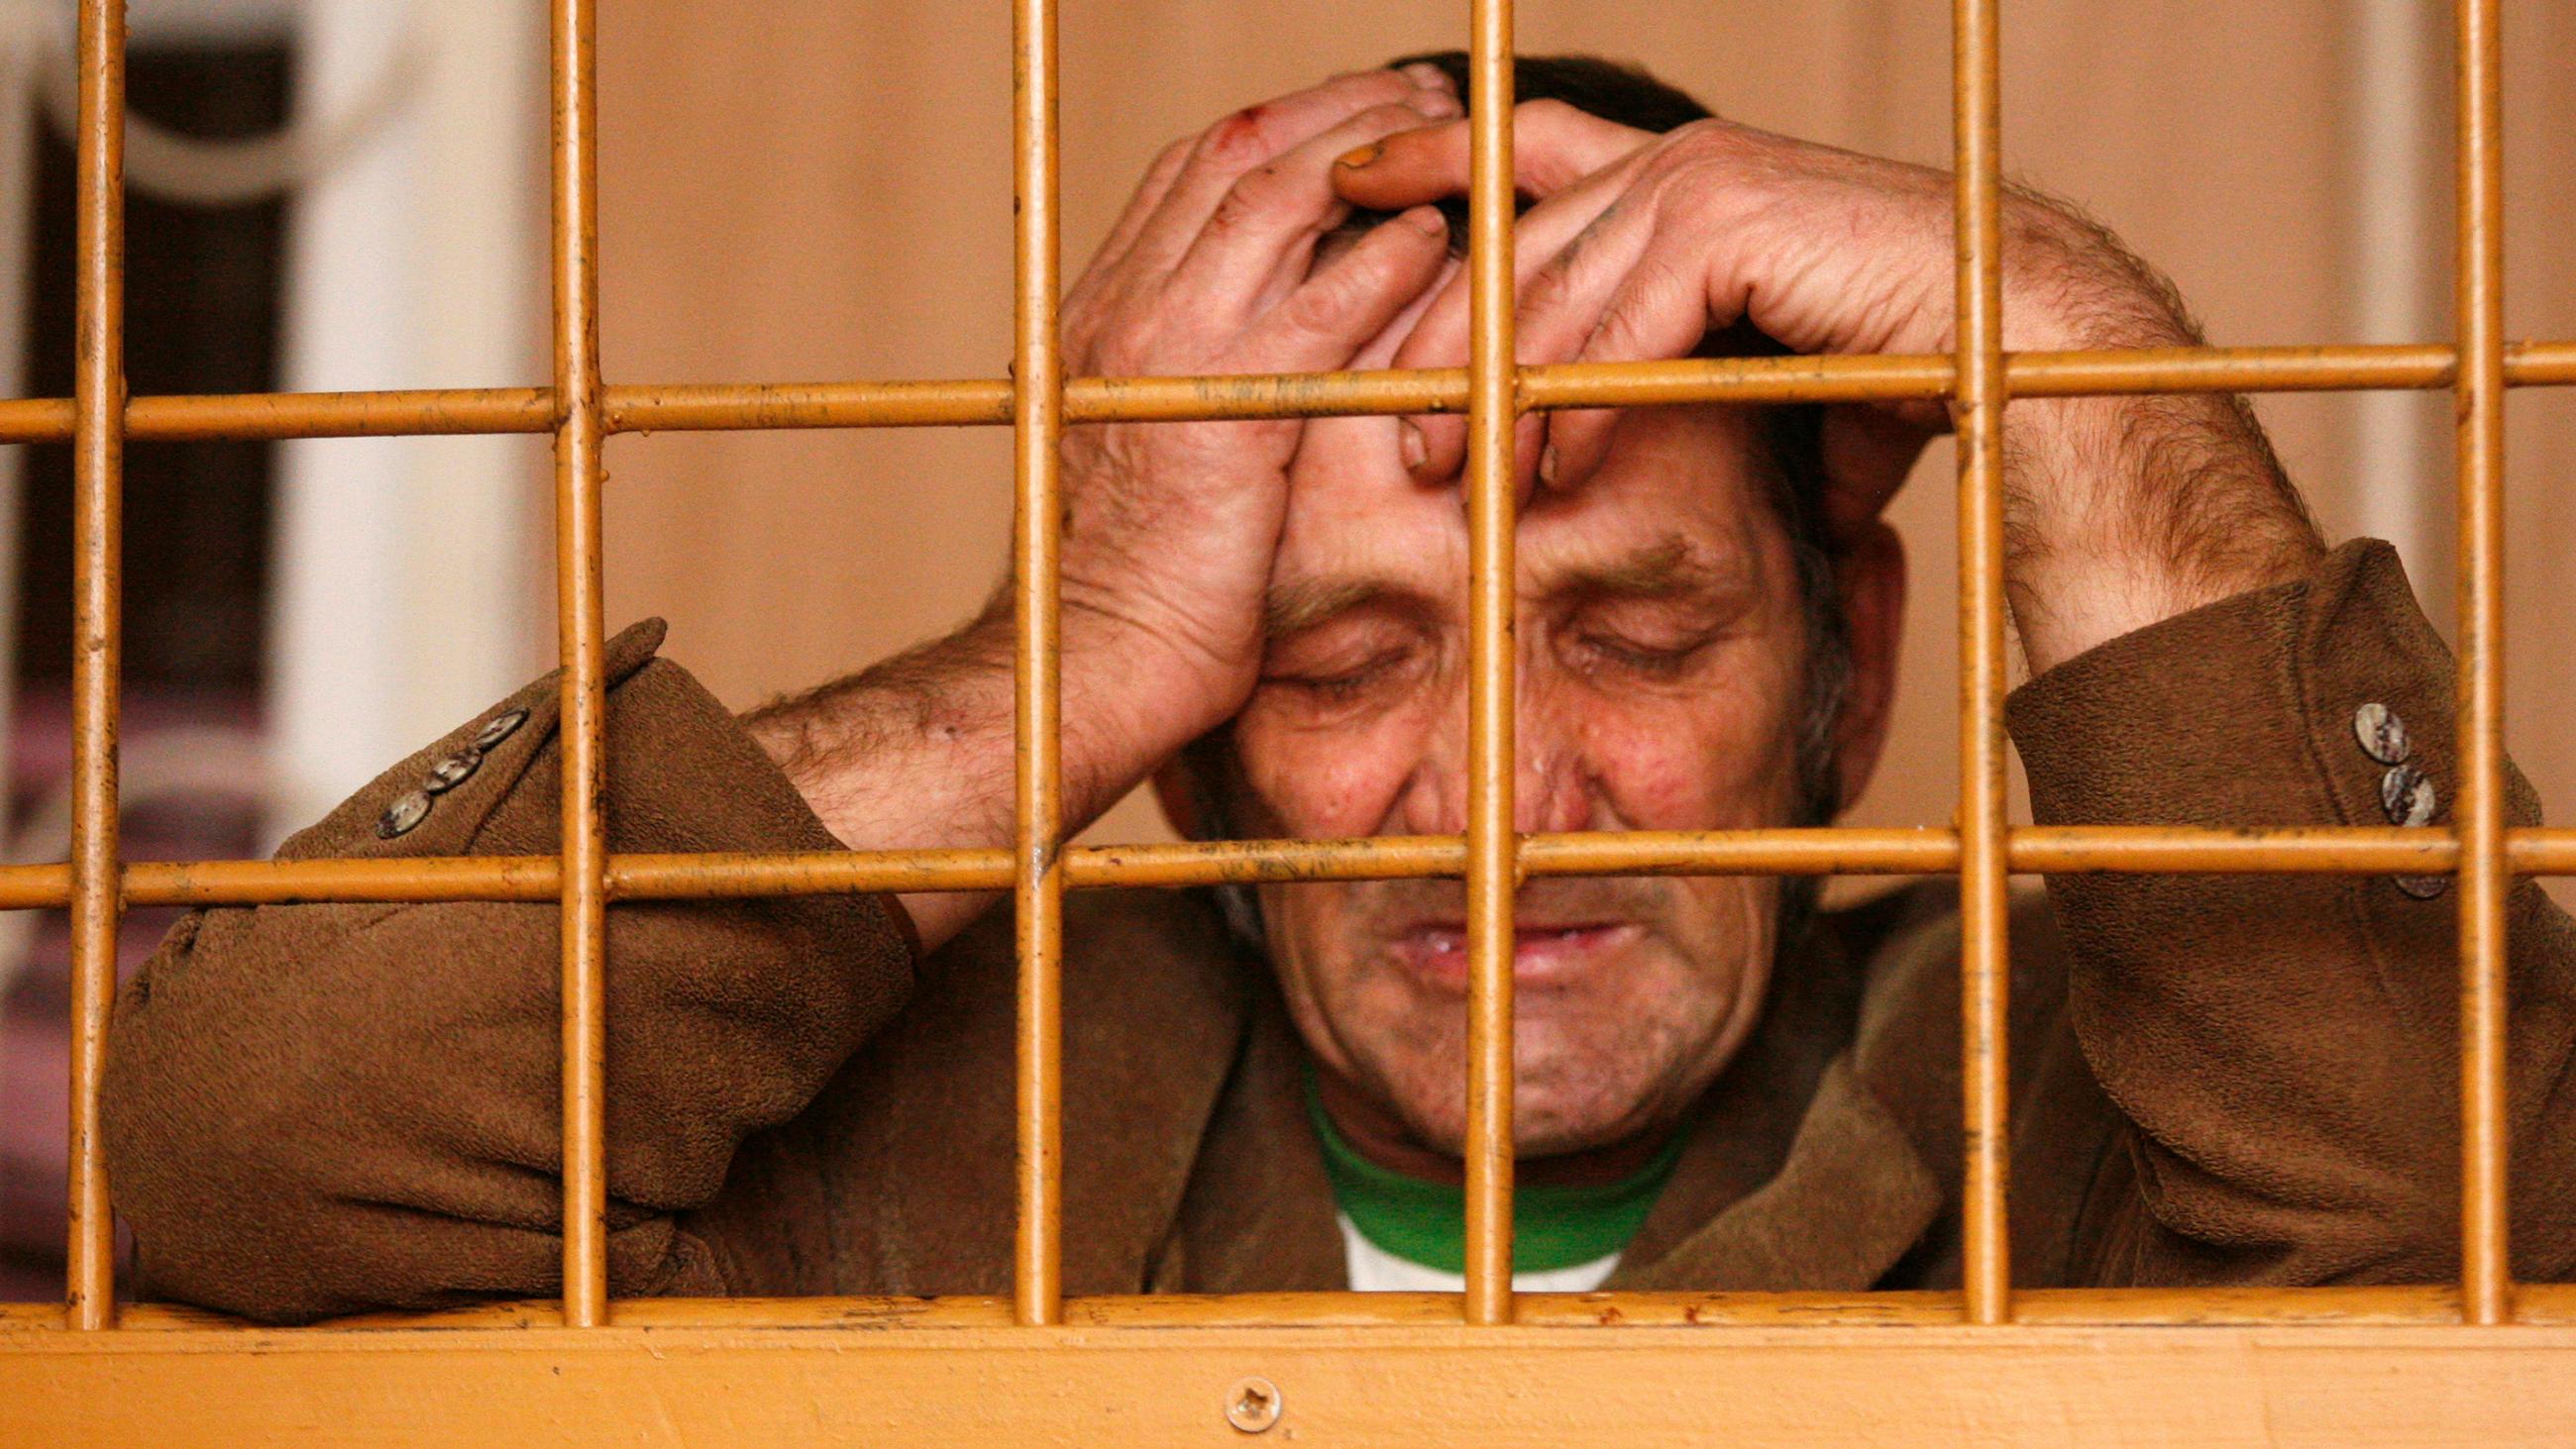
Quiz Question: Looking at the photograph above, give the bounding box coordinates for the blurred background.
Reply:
[0,0,2570,1298]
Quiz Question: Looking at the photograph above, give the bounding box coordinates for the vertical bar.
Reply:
[1460,0,1519,1327]
[1010,0,1065,1328]
[1952,0,2013,1326]
[64,0,126,1332]
[2452,0,2511,1328]
[550,0,610,1328]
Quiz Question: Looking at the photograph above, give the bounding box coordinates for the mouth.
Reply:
[1390,918,1640,991]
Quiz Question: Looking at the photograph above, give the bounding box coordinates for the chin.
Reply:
[1372,1030,1710,1160]
[1511,1054,1690,1157]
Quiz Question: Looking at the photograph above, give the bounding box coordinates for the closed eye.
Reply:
[1572,631,1708,679]
[1263,645,1412,701]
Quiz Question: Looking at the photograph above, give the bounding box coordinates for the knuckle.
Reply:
[1277,277,1352,338]
[1354,100,1427,132]
[1520,259,1579,315]
[1204,177,1267,237]
[1668,115,1736,149]
[1518,97,1581,127]
[1335,67,1414,103]
[1233,161,1297,212]
[1194,106,1275,166]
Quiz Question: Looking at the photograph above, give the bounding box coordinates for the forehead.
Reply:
[1272,404,1784,612]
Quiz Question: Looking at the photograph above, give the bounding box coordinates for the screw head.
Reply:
[1225,1376,1282,1433]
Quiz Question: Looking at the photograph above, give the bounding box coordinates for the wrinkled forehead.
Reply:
[1276,401,1785,615]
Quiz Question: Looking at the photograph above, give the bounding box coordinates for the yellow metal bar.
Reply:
[1460,0,1519,1328]
[0,825,2568,913]
[549,0,610,1329]
[22,1282,2576,1335]
[15,1319,2576,1446]
[0,342,2573,445]
[2453,0,2511,1328]
[63,0,126,1334]
[1009,0,1065,1329]
[1953,0,2012,1327]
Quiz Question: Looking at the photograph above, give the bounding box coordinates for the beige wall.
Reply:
[593,2,2576,882]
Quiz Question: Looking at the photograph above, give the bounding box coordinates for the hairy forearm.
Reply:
[741,608,1160,952]
[1997,205,2327,674]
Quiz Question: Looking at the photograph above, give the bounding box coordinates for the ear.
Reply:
[1827,520,1907,814]
[1151,757,1208,840]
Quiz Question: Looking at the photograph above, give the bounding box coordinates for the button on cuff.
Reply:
[473,708,530,752]
[378,789,433,839]
[2353,701,2412,766]
[423,750,483,794]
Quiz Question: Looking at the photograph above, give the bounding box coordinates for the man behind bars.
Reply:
[105,54,2576,1319]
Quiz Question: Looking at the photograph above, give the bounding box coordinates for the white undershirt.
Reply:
[1337,1211,1623,1293]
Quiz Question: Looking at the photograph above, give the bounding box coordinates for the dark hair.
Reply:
[1331,52,1719,258]
[1196,52,1854,951]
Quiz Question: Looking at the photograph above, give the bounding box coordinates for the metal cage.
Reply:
[7,0,2576,1441]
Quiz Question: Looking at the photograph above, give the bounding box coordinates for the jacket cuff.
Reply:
[2006,538,2538,846]
[275,616,918,969]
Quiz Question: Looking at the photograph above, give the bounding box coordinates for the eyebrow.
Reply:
[1552,535,1739,601]
[1262,576,1398,642]
[1261,538,1746,641]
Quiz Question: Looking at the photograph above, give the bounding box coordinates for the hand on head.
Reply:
[1331,98,1964,542]
[1049,64,1465,754]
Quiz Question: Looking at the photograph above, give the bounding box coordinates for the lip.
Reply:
[1389,919,1641,992]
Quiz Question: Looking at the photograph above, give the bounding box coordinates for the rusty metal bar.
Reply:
[1009,0,1066,1330]
[549,0,610,1328]
[6,342,2573,446]
[1953,0,2012,1327]
[0,387,555,441]
[63,0,126,1334]
[0,826,2568,914]
[2453,0,2511,1328]
[33,1281,2576,1334]
[1460,0,1519,1329]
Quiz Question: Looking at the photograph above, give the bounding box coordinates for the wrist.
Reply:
[1999,390,2323,673]
[1055,596,1252,783]
[1980,205,2325,671]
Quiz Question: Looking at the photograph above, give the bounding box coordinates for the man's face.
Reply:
[1216,342,1834,1158]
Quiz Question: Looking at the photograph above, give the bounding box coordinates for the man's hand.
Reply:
[1052,65,1459,751]
[748,69,1457,951]
[1335,103,2324,673]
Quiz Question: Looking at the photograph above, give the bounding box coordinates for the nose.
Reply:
[1391,673,1596,838]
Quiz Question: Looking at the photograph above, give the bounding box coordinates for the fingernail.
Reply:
[1337,142,1383,170]
[1400,204,1448,238]
[1539,444,1558,488]
[1399,421,1428,472]
[1412,91,1462,119]
[1400,61,1452,89]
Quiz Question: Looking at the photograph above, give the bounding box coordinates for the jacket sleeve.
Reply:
[2008,540,2576,1287]
[101,619,919,1322]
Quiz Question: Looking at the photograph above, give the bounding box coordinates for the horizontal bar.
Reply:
[0,826,2567,911]
[2,341,2572,444]
[15,1318,2576,1447]
[9,1283,2576,1334]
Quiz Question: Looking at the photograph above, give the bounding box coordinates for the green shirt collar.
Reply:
[1304,1070,1682,1276]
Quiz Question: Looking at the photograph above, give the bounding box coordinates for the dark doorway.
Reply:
[1,42,291,1301]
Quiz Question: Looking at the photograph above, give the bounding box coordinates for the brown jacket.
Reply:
[101,542,2576,1322]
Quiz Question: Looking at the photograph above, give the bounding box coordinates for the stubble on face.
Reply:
[1259,868,1779,1156]
[1226,384,1824,1165]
